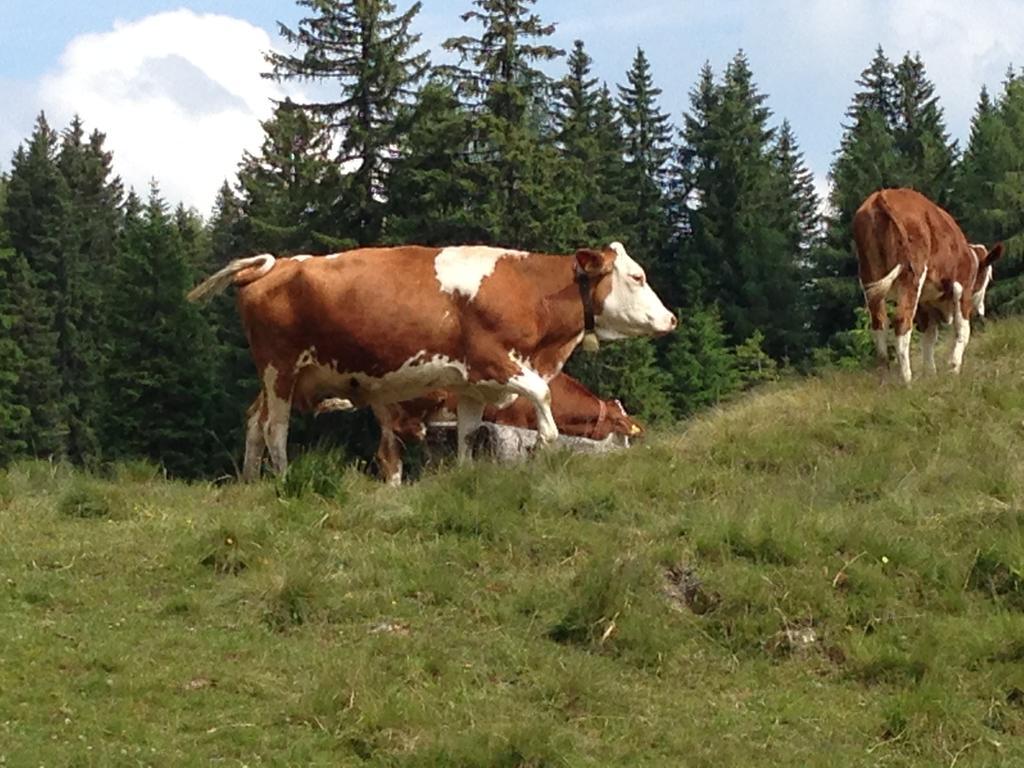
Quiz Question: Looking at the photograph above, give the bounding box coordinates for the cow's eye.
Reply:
[630,274,645,286]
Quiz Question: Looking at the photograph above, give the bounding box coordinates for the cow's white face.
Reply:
[594,243,676,340]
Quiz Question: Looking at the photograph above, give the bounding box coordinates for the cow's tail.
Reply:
[186,253,276,304]
[859,190,912,303]
[862,263,903,303]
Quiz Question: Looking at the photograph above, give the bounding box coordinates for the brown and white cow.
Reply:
[853,188,1003,383]
[187,243,674,479]
[317,372,644,484]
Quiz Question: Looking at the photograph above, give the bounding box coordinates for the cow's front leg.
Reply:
[507,369,557,447]
[865,293,890,376]
[242,392,267,482]
[456,397,485,463]
[949,283,971,374]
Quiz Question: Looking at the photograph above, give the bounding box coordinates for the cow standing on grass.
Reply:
[187,243,675,481]
[853,188,1003,383]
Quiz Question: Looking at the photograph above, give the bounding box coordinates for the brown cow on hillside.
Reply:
[853,188,1002,383]
[188,243,674,479]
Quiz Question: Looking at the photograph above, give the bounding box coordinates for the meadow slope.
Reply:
[3,320,1024,766]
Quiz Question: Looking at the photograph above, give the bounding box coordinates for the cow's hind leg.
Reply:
[892,267,927,385]
[372,403,404,486]
[261,365,293,475]
[456,397,485,463]
[242,392,267,482]
[949,282,971,374]
[865,292,890,376]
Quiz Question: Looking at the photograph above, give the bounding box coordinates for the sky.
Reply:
[3,0,1024,214]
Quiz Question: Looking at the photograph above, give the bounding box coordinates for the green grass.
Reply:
[4,320,1024,765]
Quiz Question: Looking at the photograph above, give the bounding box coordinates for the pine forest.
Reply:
[3,2,1023,478]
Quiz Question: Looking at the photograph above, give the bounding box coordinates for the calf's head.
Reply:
[968,242,1004,317]
[576,242,676,340]
[608,398,644,444]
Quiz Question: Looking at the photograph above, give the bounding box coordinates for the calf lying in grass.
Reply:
[314,373,643,484]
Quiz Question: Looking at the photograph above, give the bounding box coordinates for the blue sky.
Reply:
[3,1,1023,212]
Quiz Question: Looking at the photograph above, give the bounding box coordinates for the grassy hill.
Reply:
[3,319,1024,766]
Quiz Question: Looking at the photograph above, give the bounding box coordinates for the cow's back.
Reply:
[854,188,970,287]
[238,247,458,376]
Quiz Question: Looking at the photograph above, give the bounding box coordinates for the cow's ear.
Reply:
[985,242,1005,266]
[575,248,614,276]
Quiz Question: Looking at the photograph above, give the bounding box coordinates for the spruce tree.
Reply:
[0,179,32,463]
[954,86,1006,243]
[617,47,672,269]
[384,80,486,244]
[892,52,957,202]
[585,85,632,243]
[266,0,429,244]
[56,119,123,464]
[554,43,629,243]
[670,62,721,307]
[104,186,218,476]
[679,53,810,360]
[954,76,1024,313]
[3,114,66,457]
[662,306,740,417]
[442,0,562,120]
[771,120,821,264]
[236,100,347,254]
[441,0,576,249]
[734,329,778,388]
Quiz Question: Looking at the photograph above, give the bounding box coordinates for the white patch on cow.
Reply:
[914,265,928,306]
[295,346,316,369]
[895,331,912,384]
[314,397,355,415]
[291,254,312,262]
[433,246,528,300]
[505,351,557,445]
[325,253,340,260]
[298,350,472,407]
[594,242,675,340]
[262,364,291,474]
[862,264,903,303]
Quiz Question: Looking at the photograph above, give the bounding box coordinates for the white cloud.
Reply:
[760,0,1024,151]
[7,1,1024,217]
[35,9,289,214]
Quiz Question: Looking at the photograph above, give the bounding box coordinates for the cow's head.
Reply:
[575,242,676,340]
[607,398,644,445]
[968,242,1004,317]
